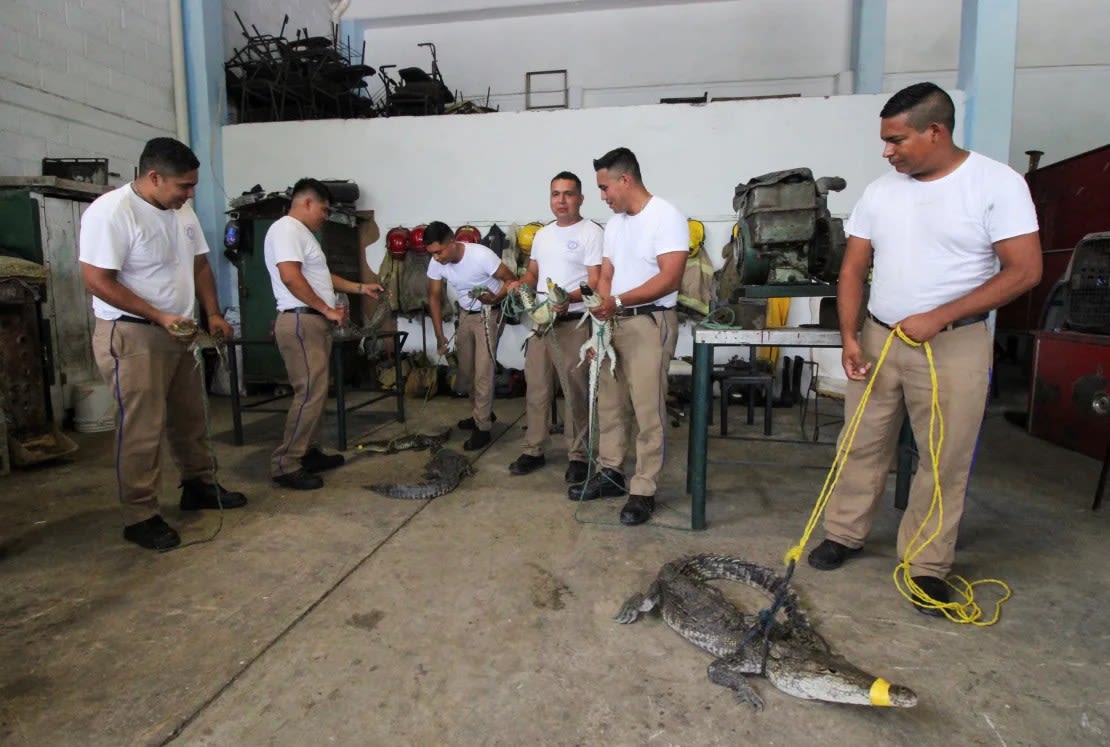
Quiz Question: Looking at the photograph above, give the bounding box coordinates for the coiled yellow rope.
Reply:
[785,326,1010,625]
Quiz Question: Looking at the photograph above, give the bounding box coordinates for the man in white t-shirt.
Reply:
[806,83,1042,616]
[80,137,245,551]
[266,179,382,491]
[503,171,603,483]
[426,221,517,451]
[567,148,688,526]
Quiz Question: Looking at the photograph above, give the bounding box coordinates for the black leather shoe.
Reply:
[567,468,626,501]
[619,494,655,525]
[273,469,324,491]
[458,413,497,430]
[909,575,950,617]
[509,453,545,475]
[179,478,248,510]
[807,539,862,571]
[123,515,181,550]
[564,460,589,485]
[463,429,492,451]
[301,447,345,473]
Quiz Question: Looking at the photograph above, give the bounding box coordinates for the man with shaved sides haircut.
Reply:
[806,82,1042,616]
[266,178,382,491]
[81,137,246,550]
[569,147,687,526]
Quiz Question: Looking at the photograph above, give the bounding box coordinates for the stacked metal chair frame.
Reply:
[225,13,377,123]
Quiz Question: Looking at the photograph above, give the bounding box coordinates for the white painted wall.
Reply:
[223,92,938,368]
[358,0,852,111]
[348,0,1109,169]
[0,0,176,181]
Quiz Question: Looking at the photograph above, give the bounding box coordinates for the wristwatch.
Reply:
[613,295,624,314]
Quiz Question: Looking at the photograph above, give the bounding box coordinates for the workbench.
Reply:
[225,331,408,450]
[686,326,913,530]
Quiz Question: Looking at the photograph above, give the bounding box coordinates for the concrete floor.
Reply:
[1,378,1108,746]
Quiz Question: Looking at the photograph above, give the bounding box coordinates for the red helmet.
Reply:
[386,226,410,258]
[409,224,428,254]
[455,225,481,244]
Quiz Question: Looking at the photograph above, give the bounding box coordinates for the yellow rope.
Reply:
[785,326,1010,626]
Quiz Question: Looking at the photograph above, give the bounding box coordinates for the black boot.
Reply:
[773,357,794,408]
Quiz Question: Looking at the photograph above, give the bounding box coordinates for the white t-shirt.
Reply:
[264,215,336,311]
[426,242,505,311]
[79,184,209,320]
[603,196,688,308]
[846,151,1039,323]
[529,218,604,313]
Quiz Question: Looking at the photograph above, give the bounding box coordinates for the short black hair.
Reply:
[592,147,642,183]
[880,82,955,133]
[291,178,332,204]
[424,220,453,245]
[551,171,582,192]
[138,137,199,176]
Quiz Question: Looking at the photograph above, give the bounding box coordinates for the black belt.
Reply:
[868,312,988,332]
[115,315,154,325]
[461,308,483,315]
[618,303,669,317]
[555,311,584,322]
[282,307,324,317]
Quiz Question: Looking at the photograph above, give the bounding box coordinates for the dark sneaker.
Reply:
[301,447,345,473]
[509,453,545,475]
[619,494,655,526]
[273,469,324,491]
[458,413,496,430]
[463,429,492,451]
[179,478,248,510]
[567,468,626,501]
[807,539,862,571]
[564,460,589,485]
[909,575,950,617]
[123,515,181,550]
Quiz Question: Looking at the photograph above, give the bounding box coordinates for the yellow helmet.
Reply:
[688,218,705,258]
[516,221,543,255]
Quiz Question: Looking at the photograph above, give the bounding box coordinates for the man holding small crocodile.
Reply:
[503,171,603,483]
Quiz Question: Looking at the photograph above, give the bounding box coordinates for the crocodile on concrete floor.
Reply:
[355,428,451,454]
[615,554,917,710]
[365,447,475,500]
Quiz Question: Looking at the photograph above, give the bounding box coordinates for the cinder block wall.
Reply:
[0,0,176,181]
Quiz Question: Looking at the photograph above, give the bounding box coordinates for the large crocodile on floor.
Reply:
[365,447,474,500]
[615,554,917,710]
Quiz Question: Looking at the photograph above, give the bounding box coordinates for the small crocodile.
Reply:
[615,555,917,710]
[366,447,475,499]
[355,428,451,454]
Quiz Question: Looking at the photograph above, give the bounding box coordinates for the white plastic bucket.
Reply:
[73,383,116,433]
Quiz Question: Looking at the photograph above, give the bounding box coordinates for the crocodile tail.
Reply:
[366,481,451,500]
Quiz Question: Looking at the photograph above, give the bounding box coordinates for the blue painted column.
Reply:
[338,19,370,64]
[851,0,886,94]
[957,0,1020,162]
[182,0,235,306]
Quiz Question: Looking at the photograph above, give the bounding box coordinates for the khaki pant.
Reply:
[93,319,213,526]
[596,310,679,496]
[522,318,590,461]
[823,317,991,578]
[271,312,333,477]
[456,308,502,431]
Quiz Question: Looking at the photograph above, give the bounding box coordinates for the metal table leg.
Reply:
[334,344,347,451]
[689,341,712,530]
[229,342,243,446]
[394,333,405,423]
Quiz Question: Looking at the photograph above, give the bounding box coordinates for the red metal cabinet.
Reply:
[1029,330,1110,459]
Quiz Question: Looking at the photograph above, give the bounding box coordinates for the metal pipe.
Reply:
[169,0,189,145]
[1025,149,1044,173]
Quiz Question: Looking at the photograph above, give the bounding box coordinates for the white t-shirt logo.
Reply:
[567,240,579,251]
[185,225,197,240]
